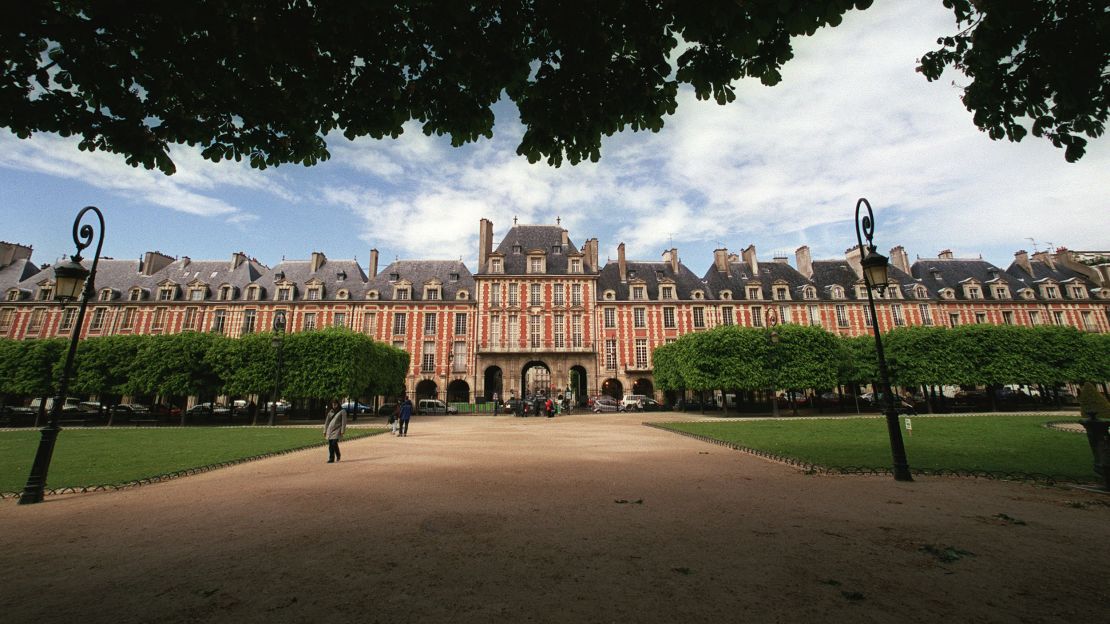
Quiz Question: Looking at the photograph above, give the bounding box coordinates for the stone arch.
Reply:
[415,379,438,401]
[632,378,654,397]
[484,366,503,401]
[447,379,470,403]
[522,360,551,397]
[601,378,623,399]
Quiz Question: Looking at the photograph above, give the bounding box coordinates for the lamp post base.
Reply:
[884,410,913,482]
[18,424,62,505]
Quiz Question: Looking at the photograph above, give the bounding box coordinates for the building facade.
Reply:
[1,225,1108,404]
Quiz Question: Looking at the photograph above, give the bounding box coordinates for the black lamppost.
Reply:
[269,310,287,426]
[855,198,913,482]
[766,308,780,417]
[19,206,105,505]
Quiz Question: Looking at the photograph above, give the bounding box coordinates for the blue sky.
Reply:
[1,1,1107,274]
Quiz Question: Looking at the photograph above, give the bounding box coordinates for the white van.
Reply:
[621,394,648,410]
[417,399,459,415]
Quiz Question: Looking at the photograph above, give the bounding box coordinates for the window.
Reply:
[661,286,674,300]
[37,287,52,301]
[529,257,543,273]
[278,287,292,301]
[863,307,873,327]
[778,305,791,324]
[529,314,541,347]
[0,308,13,332]
[1043,285,1059,299]
[119,308,135,330]
[721,306,735,326]
[424,313,437,335]
[508,315,519,345]
[491,258,503,274]
[393,312,407,335]
[153,308,167,331]
[720,290,732,301]
[1002,311,1014,325]
[183,307,198,330]
[604,308,616,329]
[605,339,617,370]
[89,308,106,331]
[572,315,582,348]
[302,312,315,331]
[508,283,519,306]
[99,289,113,302]
[747,286,761,300]
[663,307,676,329]
[159,287,174,301]
[530,283,541,306]
[752,306,764,327]
[333,312,346,327]
[395,287,410,301]
[919,304,933,326]
[488,284,501,307]
[994,287,1009,299]
[774,286,788,301]
[571,284,582,306]
[693,307,705,328]
[129,289,142,302]
[1071,286,1086,299]
[489,315,501,347]
[212,310,227,333]
[968,287,981,300]
[60,308,76,331]
[363,312,377,335]
[803,287,817,300]
[831,286,844,300]
[190,288,204,301]
[455,313,467,335]
[28,309,45,332]
[552,245,561,254]
[632,286,646,301]
[553,283,564,306]
[425,288,440,301]
[5,290,18,302]
[220,286,233,301]
[1082,311,1096,331]
[949,313,960,327]
[1028,310,1041,325]
[453,341,466,371]
[807,305,820,326]
[422,341,435,373]
[633,307,645,328]
[570,258,582,274]
[1053,311,1065,326]
[246,286,259,301]
[835,305,848,328]
[243,309,257,334]
[634,339,648,369]
[554,314,564,347]
[892,304,905,326]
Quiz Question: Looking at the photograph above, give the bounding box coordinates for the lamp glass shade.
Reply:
[273,311,287,333]
[861,251,890,292]
[53,258,90,301]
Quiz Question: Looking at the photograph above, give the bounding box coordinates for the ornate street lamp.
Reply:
[765,308,780,418]
[855,198,913,482]
[19,206,105,504]
[269,310,287,426]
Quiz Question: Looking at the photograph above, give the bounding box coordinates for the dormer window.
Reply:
[512,244,522,254]
[1021,289,1035,300]
[993,286,1010,299]
[274,271,285,280]
[747,286,761,300]
[336,271,347,282]
[456,289,469,300]
[99,288,114,302]
[5,290,18,302]
[389,272,400,281]
[719,290,732,300]
[219,286,233,301]
[450,273,460,282]
[189,288,205,301]
[552,245,561,254]
[306,287,322,301]
[830,286,845,300]
[966,286,982,300]
[802,287,817,300]
[691,291,704,300]
[1042,285,1059,299]
[632,286,646,300]
[528,257,544,274]
[159,286,176,301]
[425,287,441,301]
[246,286,260,301]
[914,286,928,299]
[940,288,955,300]
[570,259,582,274]
[628,270,637,279]
[37,287,53,301]
[773,286,789,301]
[366,290,379,300]
[491,258,503,274]
[129,288,143,302]
[1070,285,1087,299]
[337,289,349,300]
[661,286,675,300]
[278,287,292,301]
[856,285,869,299]
[395,287,411,301]
[604,290,615,301]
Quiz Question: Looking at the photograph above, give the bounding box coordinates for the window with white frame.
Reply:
[919,304,933,326]
[278,287,292,301]
[632,286,645,301]
[453,341,466,371]
[553,283,564,306]
[693,307,705,328]
[0,308,13,332]
[803,287,817,300]
[99,289,113,302]
[530,283,541,306]
[663,307,676,328]
[948,313,960,327]
[189,288,205,301]
[490,314,501,347]
[508,283,519,306]
[747,286,761,300]
[572,314,582,348]
[119,308,134,330]
[633,307,645,328]
[721,306,735,326]
[1042,285,1059,299]
[604,307,615,328]
[571,283,582,306]
[554,314,564,347]
[334,312,346,327]
[863,306,873,327]
[243,309,257,333]
[774,286,788,301]
[778,305,790,324]
[363,312,377,335]
[661,286,674,300]
[28,308,45,332]
[211,309,227,333]
[1071,285,1087,299]
[129,288,143,302]
[1002,310,1014,325]
[302,312,315,331]
[808,305,820,326]
[425,287,440,301]
[220,286,233,300]
[570,258,582,273]
[152,308,167,330]
[508,315,519,345]
[1082,311,1095,330]
[38,286,53,301]
[752,305,764,327]
[529,314,541,347]
[892,304,905,326]
[393,312,407,335]
[1028,310,1040,325]
[422,341,435,373]
[60,308,76,331]
[491,258,503,273]
[605,339,617,369]
[974,312,986,324]
[89,308,106,331]
[634,339,648,369]
[395,287,410,300]
[994,286,1009,299]
[529,257,543,273]
[1053,311,1065,325]
[159,287,174,301]
[455,312,467,335]
[490,284,501,306]
[424,313,437,335]
[835,304,848,328]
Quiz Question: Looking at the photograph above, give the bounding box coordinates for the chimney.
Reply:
[728,253,739,263]
[772,255,789,264]
[795,246,813,279]
[937,249,954,260]
[581,238,598,272]
[141,251,174,275]
[1013,250,1033,277]
[741,244,759,276]
[669,247,679,274]
[0,242,32,268]
[230,251,247,270]
[1031,250,1056,271]
[478,218,493,270]
[889,245,911,274]
[713,248,729,274]
[369,248,379,278]
[845,245,863,278]
[561,229,569,247]
[617,242,627,282]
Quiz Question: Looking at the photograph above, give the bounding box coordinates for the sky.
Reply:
[1,1,1107,276]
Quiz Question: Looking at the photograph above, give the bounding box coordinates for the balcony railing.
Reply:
[477,339,595,354]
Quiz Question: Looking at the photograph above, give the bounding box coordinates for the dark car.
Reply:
[150,404,183,418]
[505,398,526,416]
[640,398,664,411]
[187,403,231,417]
[112,403,150,415]
[378,402,398,416]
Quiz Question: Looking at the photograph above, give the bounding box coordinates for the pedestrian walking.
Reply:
[492,392,500,416]
[323,399,347,463]
[545,397,554,418]
[389,400,400,436]
[398,395,413,437]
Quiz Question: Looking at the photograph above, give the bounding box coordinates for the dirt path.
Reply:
[1,413,1107,623]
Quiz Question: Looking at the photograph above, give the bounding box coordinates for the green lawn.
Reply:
[659,415,1095,481]
[0,428,385,493]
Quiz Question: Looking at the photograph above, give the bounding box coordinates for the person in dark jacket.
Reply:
[398,395,413,437]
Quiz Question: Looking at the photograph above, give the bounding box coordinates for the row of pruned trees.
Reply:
[653,324,1110,414]
[0,328,408,423]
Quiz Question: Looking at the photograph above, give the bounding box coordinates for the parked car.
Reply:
[640,397,664,411]
[29,397,82,414]
[377,402,398,416]
[341,401,373,414]
[77,401,105,413]
[187,402,231,416]
[592,396,623,413]
[264,400,291,414]
[417,399,458,415]
[112,403,150,414]
[505,398,526,416]
[149,404,182,418]
[621,394,649,410]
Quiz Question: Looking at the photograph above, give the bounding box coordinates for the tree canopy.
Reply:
[3,1,1104,175]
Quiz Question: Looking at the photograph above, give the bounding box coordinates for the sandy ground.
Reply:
[1,412,1108,624]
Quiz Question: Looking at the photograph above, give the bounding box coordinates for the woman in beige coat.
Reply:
[324,400,348,463]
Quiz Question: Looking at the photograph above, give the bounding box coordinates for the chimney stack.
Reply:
[741,244,759,276]
[937,249,954,260]
[369,248,379,278]
[713,248,729,274]
[1013,250,1033,277]
[618,242,627,282]
[669,247,679,274]
[0,242,32,269]
[230,251,247,270]
[845,245,863,278]
[1031,250,1056,271]
[310,251,327,272]
[478,218,493,270]
[582,238,598,272]
[889,245,911,274]
[795,246,813,279]
[141,251,175,276]
[560,229,569,247]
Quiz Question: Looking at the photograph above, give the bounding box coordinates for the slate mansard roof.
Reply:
[365,260,475,302]
[491,225,583,276]
[598,259,708,300]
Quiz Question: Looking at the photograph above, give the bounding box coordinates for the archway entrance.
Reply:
[632,378,654,397]
[522,361,551,397]
[484,366,503,401]
[415,379,438,401]
[601,378,623,399]
[569,365,588,406]
[447,380,470,403]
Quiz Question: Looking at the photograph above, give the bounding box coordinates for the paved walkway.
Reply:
[1,412,1107,623]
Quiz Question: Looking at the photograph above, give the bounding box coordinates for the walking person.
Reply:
[398,395,413,437]
[492,392,500,416]
[324,399,347,463]
[389,400,400,436]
